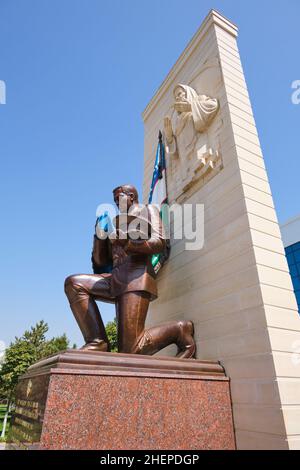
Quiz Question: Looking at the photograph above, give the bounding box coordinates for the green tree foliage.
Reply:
[0,321,69,400]
[106,318,117,352]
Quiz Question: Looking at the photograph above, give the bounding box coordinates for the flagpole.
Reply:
[158,130,170,268]
[148,130,170,272]
[158,130,168,201]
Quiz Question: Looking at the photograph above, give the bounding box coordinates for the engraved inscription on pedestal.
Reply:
[8,374,50,450]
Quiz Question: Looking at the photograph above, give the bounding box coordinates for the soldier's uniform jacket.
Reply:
[91,205,165,301]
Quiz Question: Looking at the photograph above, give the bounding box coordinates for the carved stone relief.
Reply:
[163,57,224,202]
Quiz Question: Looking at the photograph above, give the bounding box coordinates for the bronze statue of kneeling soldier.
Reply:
[64,184,196,358]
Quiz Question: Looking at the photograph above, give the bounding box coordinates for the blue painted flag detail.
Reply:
[96,211,114,239]
[148,138,167,205]
[148,134,170,273]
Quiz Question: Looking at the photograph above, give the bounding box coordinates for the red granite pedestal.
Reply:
[8,350,235,450]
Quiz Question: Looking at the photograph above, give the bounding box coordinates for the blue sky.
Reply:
[0,0,299,348]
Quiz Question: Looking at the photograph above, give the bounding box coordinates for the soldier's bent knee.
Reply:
[64,275,84,296]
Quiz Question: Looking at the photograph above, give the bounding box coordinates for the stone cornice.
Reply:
[23,349,227,381]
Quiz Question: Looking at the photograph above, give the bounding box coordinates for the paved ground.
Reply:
[0,443,6,450]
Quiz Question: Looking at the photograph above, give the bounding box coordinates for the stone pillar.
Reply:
[142,10,300,450]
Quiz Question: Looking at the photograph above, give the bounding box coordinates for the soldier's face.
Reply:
[113,188,133,212]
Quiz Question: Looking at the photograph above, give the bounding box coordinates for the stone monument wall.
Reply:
[142,10,300,450]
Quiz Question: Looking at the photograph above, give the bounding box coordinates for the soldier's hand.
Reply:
[110,229,127,247]
[174,101,191,113]
[164,116,173,144]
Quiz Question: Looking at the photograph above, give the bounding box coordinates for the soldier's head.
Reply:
[113,184,139,212]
